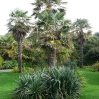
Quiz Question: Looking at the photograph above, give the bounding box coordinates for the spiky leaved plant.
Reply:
[13,66,81,99]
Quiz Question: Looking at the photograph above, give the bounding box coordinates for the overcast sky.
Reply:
[0,0,99,35]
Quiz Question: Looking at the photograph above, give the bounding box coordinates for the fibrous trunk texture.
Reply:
[18,39,22,73]
[79,44,83,68]
[48,48,56,67]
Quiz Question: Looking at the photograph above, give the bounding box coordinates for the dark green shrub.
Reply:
[91,62,99,72]
[63,60,77,70]
[43,67,81,99]
[12,67,81,99]
[84,47,99,65]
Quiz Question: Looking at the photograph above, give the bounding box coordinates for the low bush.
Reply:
[12,66,34,73]
[77,72,87,87]
[91,62,99,72]
[12,67,19,73]
[63,60,77,70]
[12,66,82,99]
[1,60,17,69]
[22,66,34,73]
[0,56,4,68]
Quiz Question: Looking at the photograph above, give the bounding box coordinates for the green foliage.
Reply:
[70,48,79,61]
[91,62,99,72]
[73,19,91,30]
[13,70,46,99]
[8,9,31,41]
[77,72,87,87]
[12,66,34,73]
[83,36,99,65]
[57,49,71,63]
[0,56,4,67]
[33,60,48,70]
[84,47,99,65]
[13,67,81,99]
[94,32,99,37]
[22,43,47,67]
[1,60,18,69]
[22,67,34,73]
[12,67,19,73]
[85,47,99,58]
[63,60,77,70]
[31,1,72,66]
[44,67,81,99]
[0,34,17,60]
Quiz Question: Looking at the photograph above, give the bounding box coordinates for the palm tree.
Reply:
[30,9,72,66]
[7,9,31,73]
[73,19,91,68]
[32,0,67,18]
[31,0,71,67]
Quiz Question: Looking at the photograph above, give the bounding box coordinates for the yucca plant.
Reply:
[12,67,81,99]
[13,71,47,99]
[43,67,81,99]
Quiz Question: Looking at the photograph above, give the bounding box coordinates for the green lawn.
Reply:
[78,68,99,99]
[0,68,99,99]
[0,72,21,99]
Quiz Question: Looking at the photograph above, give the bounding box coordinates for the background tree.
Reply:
[7,9,31,73]
[73,19,91,68]
[84,35,99,65]
[94,32,99,37]
[0,33,17,60]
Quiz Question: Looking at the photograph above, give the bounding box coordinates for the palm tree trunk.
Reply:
[18,39,22,73]
[48,48,56,67]
[79,44,83,68]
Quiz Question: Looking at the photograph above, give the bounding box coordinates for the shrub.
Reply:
[77,72,87,87]
[1,60,17,69]
[22,66,34,73]
[63,60,77,70]
[84,47,99,65]
[12,66,34,73]
[44,67,81,99]
[12,67,19,73]
[91,62,99,72]
[13,70,46,99]
[12,67,82,99]
[0,56,4,68]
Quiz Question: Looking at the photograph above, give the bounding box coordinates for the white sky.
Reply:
[0,0,99,35]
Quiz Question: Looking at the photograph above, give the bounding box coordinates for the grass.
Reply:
[78,68,99,99]
[0,72,21,99]
[0,68,99,99]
